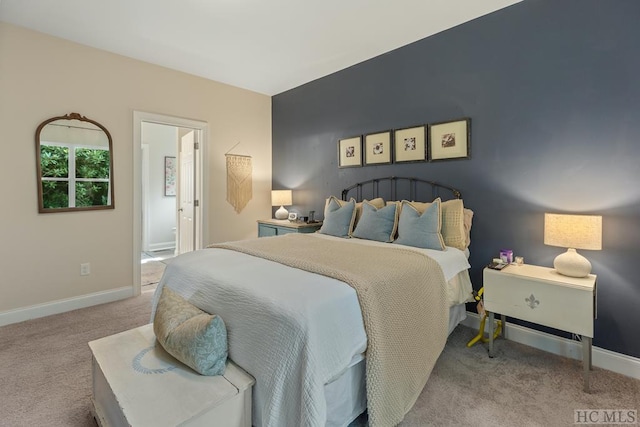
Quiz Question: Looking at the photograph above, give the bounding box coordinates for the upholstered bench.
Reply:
[89,323,254,427]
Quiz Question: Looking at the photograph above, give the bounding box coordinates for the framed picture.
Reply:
[393,125,426,163]
[164,156,177,196]
[338,136,362,168]
[428,118,471,161]
[364,130,392,166]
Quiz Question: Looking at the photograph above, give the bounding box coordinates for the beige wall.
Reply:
[0,22,272,317]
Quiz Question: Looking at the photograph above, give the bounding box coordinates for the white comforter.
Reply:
[151,234,470,427]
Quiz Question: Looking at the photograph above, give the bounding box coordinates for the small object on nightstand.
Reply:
[288,212,297,221]
[515,256,524,266]
[500,249,513,264]
[487,261,508,270]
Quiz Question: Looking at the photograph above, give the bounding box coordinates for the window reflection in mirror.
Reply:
[36,113,114,213]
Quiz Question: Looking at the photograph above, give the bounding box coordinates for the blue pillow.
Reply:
[154,287,228,376]
[351,201,398,242]
[394,199,445,250]
[319,197,356,237]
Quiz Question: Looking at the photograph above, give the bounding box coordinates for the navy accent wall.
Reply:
[272,1,640,358]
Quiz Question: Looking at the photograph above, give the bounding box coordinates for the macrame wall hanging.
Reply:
[225,152,253,213]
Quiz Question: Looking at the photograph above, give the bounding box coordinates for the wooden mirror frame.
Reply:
[35,112,115,213]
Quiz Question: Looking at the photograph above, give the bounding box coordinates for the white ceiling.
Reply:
[0,0,520,95]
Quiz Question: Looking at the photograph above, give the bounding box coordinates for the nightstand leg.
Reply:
[501,314,507,339]
[583,336,592,393]
[488,312,495,357]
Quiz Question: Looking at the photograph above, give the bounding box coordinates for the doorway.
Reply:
[133,112,208,295]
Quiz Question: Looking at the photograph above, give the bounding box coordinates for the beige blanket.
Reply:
[211,234,449,426]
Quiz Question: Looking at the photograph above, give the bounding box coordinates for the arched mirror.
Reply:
[35,112,114,213]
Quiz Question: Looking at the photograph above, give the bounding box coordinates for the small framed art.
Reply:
[164,156,176,196]
[428,118,471,161]
[338,136,362,168]
[394,125,426,163]
[364,130,392,166]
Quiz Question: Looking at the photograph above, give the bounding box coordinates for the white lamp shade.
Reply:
[544,213,602,250]
[271,190,292,220]
[544,213,602,278]
[271,190,292,207]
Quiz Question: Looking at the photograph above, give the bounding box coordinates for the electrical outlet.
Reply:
[80,263,91,276]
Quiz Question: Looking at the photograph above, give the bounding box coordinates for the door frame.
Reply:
[177,129,196,255]
[133,111,209,296]
[141,143,150,252]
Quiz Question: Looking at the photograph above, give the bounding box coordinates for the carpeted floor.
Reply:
[141,250,173,286]
[402,327,639,426]
[141,261,167,286]
[0,292,637,427]
[0,290,155,427]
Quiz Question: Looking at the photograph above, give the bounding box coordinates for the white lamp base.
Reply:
[275,205,289,220]
[553,248,592,278]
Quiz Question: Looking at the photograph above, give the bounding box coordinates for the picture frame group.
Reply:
[337,117,471,168]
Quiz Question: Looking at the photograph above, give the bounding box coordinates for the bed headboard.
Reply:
[341,176,462,202]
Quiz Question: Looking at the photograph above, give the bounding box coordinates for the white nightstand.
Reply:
[483,264,597,392]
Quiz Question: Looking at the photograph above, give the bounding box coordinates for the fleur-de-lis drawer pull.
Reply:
[525,294,540,309]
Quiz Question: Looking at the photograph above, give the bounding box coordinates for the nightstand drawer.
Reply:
[276,227,297,235]
[258,225,277,237]
[484,266,594,337]
[257,219,323,237]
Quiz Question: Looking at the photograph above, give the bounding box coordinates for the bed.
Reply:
[151,176,474,427]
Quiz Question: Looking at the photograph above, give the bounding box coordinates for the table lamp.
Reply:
[544,213,602,278]
[271,190,292,220]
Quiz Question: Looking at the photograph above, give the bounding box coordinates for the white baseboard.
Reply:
[461,311,640,381]
[148,242,176,252]
[0,287,135,327]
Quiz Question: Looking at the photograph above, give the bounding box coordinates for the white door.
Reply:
[134,111,207,295]
[177,131,195,255]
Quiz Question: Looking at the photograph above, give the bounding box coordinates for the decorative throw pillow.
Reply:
[394,199,445,250]
[409,199,467,250]
[463,208,474,249]
[440,199,467,250]
[153,287,228,376]
[355,197,385,226]
[327,197,385,233]
[319,196,356,237]
[351,201,398,242]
